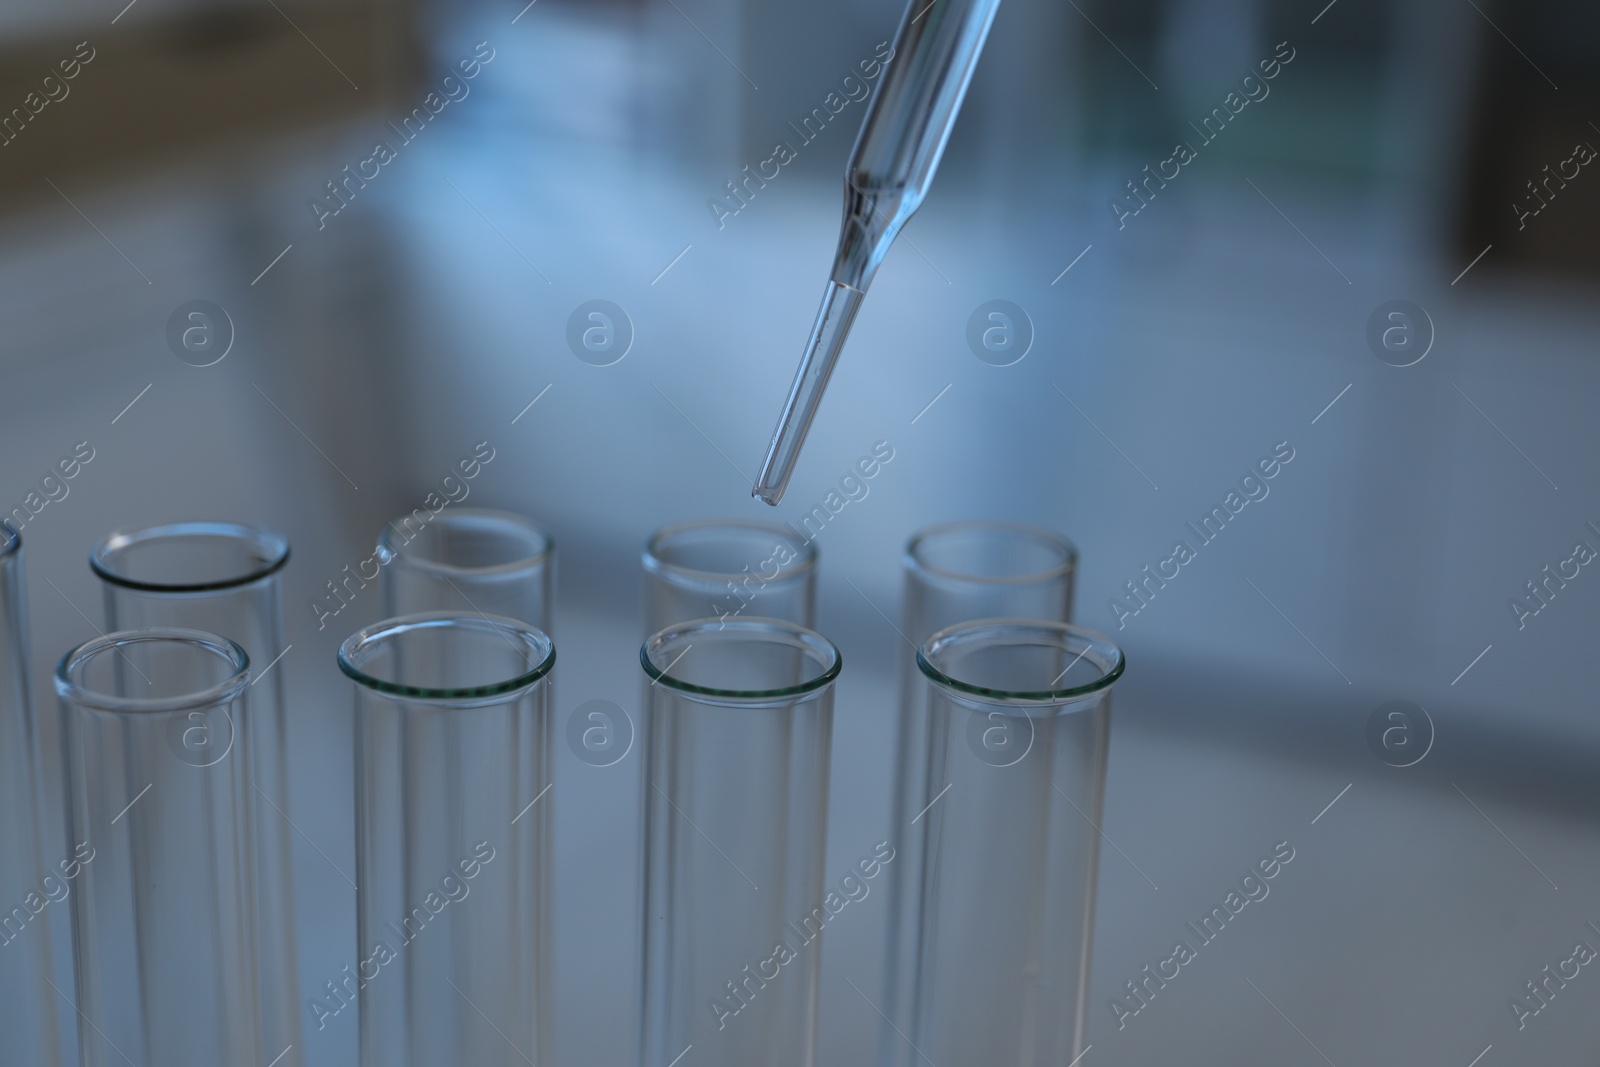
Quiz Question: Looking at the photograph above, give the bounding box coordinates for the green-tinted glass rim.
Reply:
[91,521,290,593]
[338,612,555,701]
[917,618,1124,703]
[640,616,841,702]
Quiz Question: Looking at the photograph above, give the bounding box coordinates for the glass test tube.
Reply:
[90,521,301,1066]
[900,520,1077,641]
[642,518,817,634]
[634,521,818,1065]
[639,618,840,1067]
[902,620,1122,1066]
[339,613,554,1067]
[56,628,263,1066]
[882,521,1078,1067]
[0,524,65,1066]
[378,507,556,632]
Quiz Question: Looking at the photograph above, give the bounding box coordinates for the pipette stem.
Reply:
[751,280,866,505]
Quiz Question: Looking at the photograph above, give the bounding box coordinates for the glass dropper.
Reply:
[752,0,1004,505]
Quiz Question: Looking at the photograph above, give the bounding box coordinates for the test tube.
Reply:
[378,507,556,632]
[0,524,65,1066]
[339,612,554,1067]
[882,521,1078,1066]
[638,617,840,1067]
[56,628,263,1066]
[642,519,817,634]
[90,521,301,1066]
[900,619,1122,1066]
[900,520,1077,639]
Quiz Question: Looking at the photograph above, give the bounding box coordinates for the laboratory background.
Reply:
[1,0,1598,1063]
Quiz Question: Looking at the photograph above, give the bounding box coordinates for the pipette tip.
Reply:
[752,281,865,506]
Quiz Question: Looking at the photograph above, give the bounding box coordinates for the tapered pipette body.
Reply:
[753,0,1003,504]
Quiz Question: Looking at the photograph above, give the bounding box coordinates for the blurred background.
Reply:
[2,0,1598,1062]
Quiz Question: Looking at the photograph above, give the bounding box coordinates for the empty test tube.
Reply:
[56,628,264,1067]
[642,518,817,634]
[378,507,556,632]
[339,612,555,1067]
[0,524,66,1066]
[900,521,1077,641]
[633,521,818,1062]
[881,521,1077,1065]
[900,619,1122,1066]
[91,521,302,1066]
[638,618,840,1067]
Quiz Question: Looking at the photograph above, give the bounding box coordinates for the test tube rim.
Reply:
[338,611,555,704]
[905,520,1078,587]
[91,521,290,594]
[643,518,818,585]
[641,615,841,704]
[0,519,18,559]
[917,617,1124,706]
[375,507,555,578]
[55,626,250,715]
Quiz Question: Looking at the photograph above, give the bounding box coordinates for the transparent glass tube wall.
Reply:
[634,521,819,1066]
[379,508,556,632]
[57,628,263,1067]
[642,519,817,634]
[902,620,1122,1066]
[882,521,1078,1067]
[340,613,555,1067]
[0,525,64,1066]
[638,618,840,1067]
[91,522,302,1067]
[899,519,1077,650]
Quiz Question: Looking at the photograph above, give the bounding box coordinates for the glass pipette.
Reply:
[752,0,1004,505]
